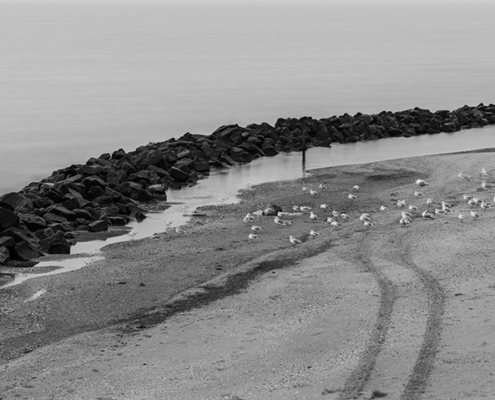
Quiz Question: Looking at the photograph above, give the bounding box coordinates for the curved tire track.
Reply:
[338,230,445,400]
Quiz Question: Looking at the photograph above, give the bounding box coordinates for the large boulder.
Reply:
[39,231,71,254]
[88,220,108,233]
[170,166,189,182]
[0,192,29,213]
[12,241,43,261]
[0,207,20,231]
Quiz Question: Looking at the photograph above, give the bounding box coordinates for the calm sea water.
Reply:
[1,0,495,194]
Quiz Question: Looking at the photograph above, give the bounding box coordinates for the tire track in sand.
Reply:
[338,231,445,400]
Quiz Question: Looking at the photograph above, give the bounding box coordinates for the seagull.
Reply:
[309,229,320,237]
[422,210,435,219]
[319,183,328,190]
[481,168,489,176]
[401,211,413,219]
[380,205,389,211]
[470,210,480,218]
[248,233,259,240]
[309,211,318,221]
[309,189,319,196]
[426,198,435,205]
[326,217,335,223]
[468,197,480,206]
[340,213,350,219]
[353,185,360,191]
[300,206,312,212]
[363,221,373,227]
[243,213,256,223]
[274,217,291,225]
[408,205,419,211]
[481,180,495,189]
[435,209,447,215]
[400,217,411,226]
[414,191,424,197]
[463,194,473,201]
[458,171,471,180]
[320,204,329,210]
[302,186,310,193]
[397,199,406,208]
[289,235,302,245]
[330,221,340,227]
[348,194,357,200]
[332,210,340,218]
[251,225,262,231]
[278,211,303,217]
[416,179,429,186]
[481,201,492,210]
[360,213,372,222]
[458,213,465,222]
[293,205,300,211]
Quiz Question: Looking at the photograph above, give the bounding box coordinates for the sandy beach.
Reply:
[1,150,495,399]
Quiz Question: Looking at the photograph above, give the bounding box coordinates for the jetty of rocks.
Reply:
[1,103,494,266]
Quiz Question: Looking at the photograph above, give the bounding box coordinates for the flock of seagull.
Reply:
[242,167,494,245]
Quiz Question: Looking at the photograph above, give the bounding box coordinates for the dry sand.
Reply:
[1,151,495,399]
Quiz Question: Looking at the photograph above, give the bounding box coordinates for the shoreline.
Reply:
[2,150,495,398]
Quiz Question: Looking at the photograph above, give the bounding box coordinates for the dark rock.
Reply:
[170,166,189,182]
[82,176,107,191]
[194,161,210,173]
[45,205,76,220]
[0,192,29,213]
[39,231,71,254]
[12,241,43,261]
[0,207,20,231]
[148,184,167,195]
[86,185,107,200]
[0,236,15,248]
[262,203,283,216]
[88,220,108,233]
[108,216,128,226]
[43,212,69,224]
[42,188,66,203]
[0,245,10,264]
[19,213,47,231]
[73,208,94,220]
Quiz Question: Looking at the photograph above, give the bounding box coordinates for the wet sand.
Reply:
[1,151,495,399]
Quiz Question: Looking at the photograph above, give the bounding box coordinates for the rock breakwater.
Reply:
[1,103,494,266]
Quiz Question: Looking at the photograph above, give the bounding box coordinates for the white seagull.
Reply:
[248,233,259,240]
[330,220,340,227]
[458,171,471,180]
[289,235,302,245]
[416,179,429,186]
[458,213,465,222]
[408,205,419,211]
[251,225,262,231]
[309,189,319,196]
[414,191,424,197]
[422,210,435,219]
[400,217,411,226]
[243,213,256,223]
[481,180,495,189]
[397,199,406,208]
[309,229,320,237]
[348,194,357,200]
[353,185,360,191]
[319,183,328,190]
[300,206,312,212]
[481,168,489,176]
[380,205,389,211]
[470,210,480,218]
[340,213,350,219]
[426,198,435,205]
[363,220,373,227]
[320,204,329,210]
[332,210,340,218]
[309,211,318,221]
[302,186,310,193]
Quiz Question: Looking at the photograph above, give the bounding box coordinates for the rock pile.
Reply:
[1,103,494,265]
